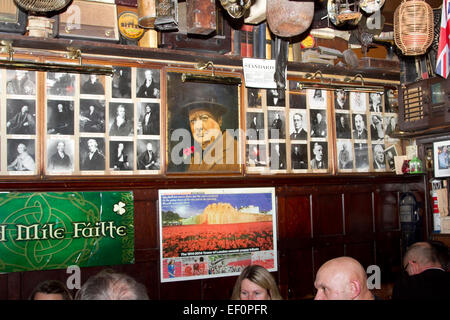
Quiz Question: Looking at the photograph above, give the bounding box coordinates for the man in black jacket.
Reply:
[392,241,450,299]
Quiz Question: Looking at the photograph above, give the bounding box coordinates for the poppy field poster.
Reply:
[159,187,277,282]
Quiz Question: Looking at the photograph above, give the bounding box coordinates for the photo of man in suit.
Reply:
[109,103,134,136]
[81,74,105,95]
[112,67,131,99]
[110,141,132,171]
[79,101,105,133]
[80,138,105,171]
[47,102,74,135]
[352,114,368,140]
[137,141,159,170]
[334,89,349,110]
[369,92,383,113]
[310,110,327,138]
[310,142,327,169]
[373,144,386,170]
[336,114,351,139]
[290,112,307,140]
[291,144,307,169]
[139,103,159,135]
[47,140,73,172]
[137,69,160,98]
[269,112,284,139]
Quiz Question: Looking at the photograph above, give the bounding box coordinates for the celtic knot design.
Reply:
[0,192,99,272]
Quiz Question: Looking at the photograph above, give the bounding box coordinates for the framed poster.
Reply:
[434,140,450,177]
[166,71,241,174]
[159,187,277,282]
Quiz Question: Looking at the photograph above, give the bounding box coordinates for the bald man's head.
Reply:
[314,256,374,300]
[403,242,442,275]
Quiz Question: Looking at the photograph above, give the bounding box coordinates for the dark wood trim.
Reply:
[0,33,400,80]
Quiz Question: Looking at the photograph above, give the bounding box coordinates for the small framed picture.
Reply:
[434,140,450,178]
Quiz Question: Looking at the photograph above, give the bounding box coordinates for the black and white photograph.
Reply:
[109,102,134,136]
[47,139,74,172]
[350,91,367,113]
[352,113,368,140]
[266,89,285,107]
[136,68,160,99]
[291,144,308,170]
[246,112,265,141]
[6,70,36,95]
[137,139,160,171]
[79,137,106,171]
[370,114,384,141]
[247,88,262,108]
[46,72,76,96]
[310,141,327,169]
[269,142,286,170]
[112,66,131,99]
[385,88,398,113]
[80,74,105,95]
[337,140,353,169]
[247,144,266,167]
[369,92,383,113]
[47,100,74,135]
[7,139,36,172]
[335,113,351,139]
[110,140,134,171]
[268,110,285,139]
[138,102,160,135]
[384,144,397,172]
[334,89,349,110]
[310,110,327,138]
[307,89,327,109]
[289,92,306,109]
[373,144,386,170]
[6,99,36,135]
[79,99,105,133]
[354,142,369,170]
[384,115,397,138]
[289,110,308,140]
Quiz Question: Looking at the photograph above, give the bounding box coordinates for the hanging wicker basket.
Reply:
[394,0,433,56]
[13,0,72,13]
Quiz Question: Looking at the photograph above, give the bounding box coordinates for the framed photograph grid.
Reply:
[244,79,401,174]
[43,66,162,176]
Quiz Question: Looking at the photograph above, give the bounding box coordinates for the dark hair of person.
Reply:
[29,280,73,300]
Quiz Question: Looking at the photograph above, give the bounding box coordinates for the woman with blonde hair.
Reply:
[231,265,282,300]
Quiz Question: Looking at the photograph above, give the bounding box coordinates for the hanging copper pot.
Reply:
[267,0,314,38]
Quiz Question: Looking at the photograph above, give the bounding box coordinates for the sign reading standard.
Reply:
[0,191,134,273]
[242,58,277,89]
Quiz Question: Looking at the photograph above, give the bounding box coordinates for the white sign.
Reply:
[243,58,279,89]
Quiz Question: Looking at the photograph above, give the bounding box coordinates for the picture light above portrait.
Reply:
[182,61,242,85]
[296,70,392,93]
[0,41,114,76]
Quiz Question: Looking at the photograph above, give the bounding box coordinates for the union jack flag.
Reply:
[436,0,450,78]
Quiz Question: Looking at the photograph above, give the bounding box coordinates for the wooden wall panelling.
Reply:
[279,190,314,299]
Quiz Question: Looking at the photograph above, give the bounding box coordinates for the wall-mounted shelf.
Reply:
[0,33,400,81]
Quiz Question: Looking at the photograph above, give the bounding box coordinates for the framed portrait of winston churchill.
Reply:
[166,71,242,174]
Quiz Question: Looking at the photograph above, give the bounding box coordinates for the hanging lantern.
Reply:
[394,0,433,56]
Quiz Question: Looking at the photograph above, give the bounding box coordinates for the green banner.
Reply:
[0,191,134,273]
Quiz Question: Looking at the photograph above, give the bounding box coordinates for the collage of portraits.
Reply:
[0,67,162,175]
[0,66,399,176]
[246,81,400,174]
